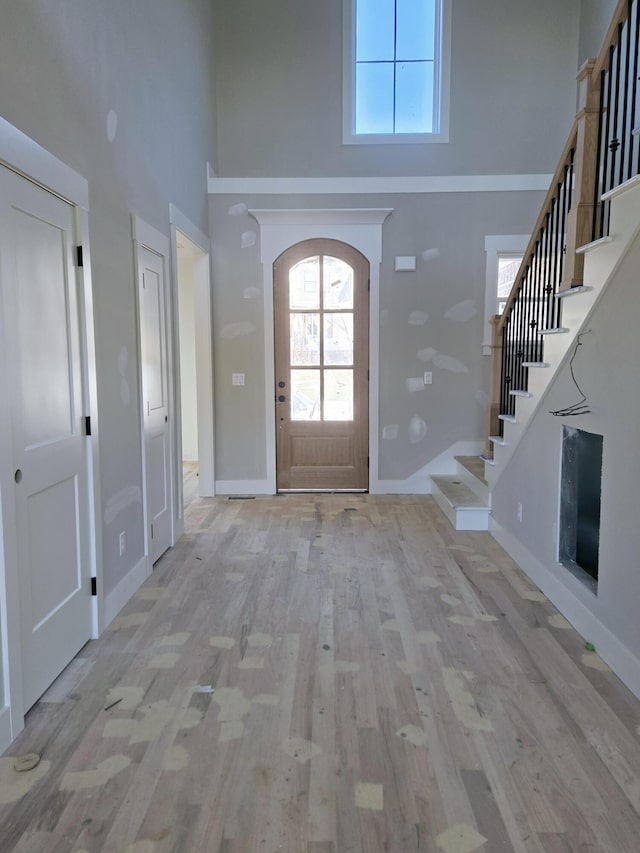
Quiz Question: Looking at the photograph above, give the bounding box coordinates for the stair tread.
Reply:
[454,455,488,486]
[431,476,489,510]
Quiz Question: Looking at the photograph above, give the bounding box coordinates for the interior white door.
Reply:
[138,245,172,563]
[0,165,93,711]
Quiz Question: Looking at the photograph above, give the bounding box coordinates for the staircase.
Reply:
[430,0,640,530]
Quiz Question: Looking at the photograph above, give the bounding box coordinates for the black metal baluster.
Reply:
[609,28,623,195]
[631,0,640,177]
[593,71,607,241]
[619,9,632,185]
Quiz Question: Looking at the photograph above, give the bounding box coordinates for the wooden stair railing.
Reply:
[483,0,638,461]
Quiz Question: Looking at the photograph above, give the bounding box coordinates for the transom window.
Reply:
[343,0,451,144]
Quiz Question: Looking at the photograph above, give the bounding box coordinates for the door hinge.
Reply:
[367,278,370,292]
[151,523,154,539]
[367,369,370,381]
[84,415,92,436]
[367,455,370,469]
[76,245,84,267]
[91,577,97,596]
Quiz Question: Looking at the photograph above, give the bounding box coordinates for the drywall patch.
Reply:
[148,653,180,669]
[475,390,489,407]
[248,633,273,647]
[160,632,190,646]
[282,736,322,764]
[210,636,236,649]
[106,110,118,143]
[354,782,383,810]
[408,311,429,325]
[433,354,469,373]
[442,668,493,732]
[105,686,145,711]
[228,202,248,216]
[104,486,142,525]
[163,745,188,772]
[243,286,260,300]
[406,377,425,393]
[220,322,257,339]
[109,612,149,630]
[445,300,477,322]
[421,248,440,261]
[61,755,131,791]
[408,416,427,444]
[0,758,51,804]
[397,725,428,747]
[241,231,256,248]
[382,424,399,440]
[417,347,437,363]
[436,824,487,853]
[548,614,571,630]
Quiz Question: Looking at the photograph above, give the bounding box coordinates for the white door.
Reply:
[138,245,172,563]
[0,165,93,711]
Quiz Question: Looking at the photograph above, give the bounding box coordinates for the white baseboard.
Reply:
[103,555,150,628]
[215,479,273,495]
[372,440,484,495]
[490,518,640,702]
[0,704,14,753]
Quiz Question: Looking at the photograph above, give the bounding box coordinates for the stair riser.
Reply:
[454,462,490,504]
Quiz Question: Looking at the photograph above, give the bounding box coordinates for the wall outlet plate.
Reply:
[232,373,245,386]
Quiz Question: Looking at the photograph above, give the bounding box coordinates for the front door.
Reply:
[137,245,172,563]
[0,165,93,710]
[274,239,369,490]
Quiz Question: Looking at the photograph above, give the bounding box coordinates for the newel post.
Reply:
[483,314,503,461]
[560,59,600,290]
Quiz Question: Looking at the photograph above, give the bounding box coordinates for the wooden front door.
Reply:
[274,239,369,491]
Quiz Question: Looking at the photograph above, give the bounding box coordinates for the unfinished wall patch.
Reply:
[241,231,257,248]
[408,311,429,325]
[228,202,248,216]
[106,110,118,142]
[220,322,257,339]
[243,286,261,300]
[445,300,477,322]
[0,757,51,804]
[406,377,425,393]
[442,668,493,732]
[417,347,437,363]
[433,354,469,373]
[61,755,131,792]
[436,824,487,853]
[382,424,399,440]
[421,248,441,261]
[408,416,427,444]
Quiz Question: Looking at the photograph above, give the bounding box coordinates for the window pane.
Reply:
[291,370,320,421]
[323,257,354,309]
[324,314,354,366]
[290,314,320,366]
[395,61,434,133]
[356,62,394,134]
[397,0,436,61]
[290,257,319,310]
[356,0,395,61]
[324,370,353,421]
[497,255,523,301]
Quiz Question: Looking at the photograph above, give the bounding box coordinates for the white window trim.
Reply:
[342,0,451,145]
[483,235,529,354]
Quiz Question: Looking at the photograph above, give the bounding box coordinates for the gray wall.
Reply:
[491,231,640,663]
[210,189,544,483]
[0,0,217,595]
[579,0,619,65]
[214,0,581,178]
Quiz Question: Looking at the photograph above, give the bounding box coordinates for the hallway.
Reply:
[1,493,640,851]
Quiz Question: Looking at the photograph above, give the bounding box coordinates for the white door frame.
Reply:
[132,216,177,561]
[0,118,103,750]
[169,204,215,521]
[249,208,393,495]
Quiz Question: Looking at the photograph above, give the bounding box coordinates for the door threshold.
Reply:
[277,489,368,494]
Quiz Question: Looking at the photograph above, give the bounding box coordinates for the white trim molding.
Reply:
[248,207,393,494]
[103,555,150,628]
[208,174,552,196]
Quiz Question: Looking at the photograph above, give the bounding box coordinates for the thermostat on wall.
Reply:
[395,256,416,271]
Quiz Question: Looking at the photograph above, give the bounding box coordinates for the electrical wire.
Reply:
[549,330,592,417]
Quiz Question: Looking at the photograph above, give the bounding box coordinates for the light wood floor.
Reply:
[2,489,640,851]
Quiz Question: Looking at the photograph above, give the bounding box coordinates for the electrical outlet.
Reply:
[232,373,245,386]
[423,371,433,385]
[517,502,523,523]
[119,531,126,556]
